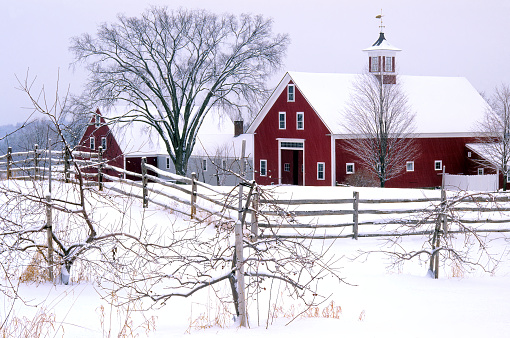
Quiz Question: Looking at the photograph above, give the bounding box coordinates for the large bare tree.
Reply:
[70,7,289,176]
[342,71,418,187]
[475,84,510,191]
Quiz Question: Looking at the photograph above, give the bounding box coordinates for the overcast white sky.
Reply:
[1,0,509,125]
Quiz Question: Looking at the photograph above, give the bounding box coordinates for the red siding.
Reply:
[336,137,481,188]
[76,109,124,180]
[125,156,157,181]
[253,81,332,186]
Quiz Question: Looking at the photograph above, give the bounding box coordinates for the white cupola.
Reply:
[363,31,401,84]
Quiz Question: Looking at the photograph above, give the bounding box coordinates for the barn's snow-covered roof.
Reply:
[248,71,489,136]
[103,106,253,158]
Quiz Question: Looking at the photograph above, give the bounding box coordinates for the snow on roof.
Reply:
[103,106,251,158]
[284,71,489,135]
[466,143,504,167]
[363,32,401,52]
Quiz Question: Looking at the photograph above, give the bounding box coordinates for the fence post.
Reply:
[34,144,39,180]
[141,157,148,208]
[46,193,54,283]
[6,147,12,180]
[48,139,52,194]
[98,146,103,191]
[352,191,359,240]
[64,147,70,183]
[191,172,197,218]
[250,186,259,242]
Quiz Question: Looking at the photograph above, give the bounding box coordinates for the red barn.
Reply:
[247,32,489,188]
[75,109,125,179]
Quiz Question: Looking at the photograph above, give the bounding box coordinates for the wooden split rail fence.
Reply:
[2,147,510,241]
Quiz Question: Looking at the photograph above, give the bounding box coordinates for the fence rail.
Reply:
[2,146,510,241]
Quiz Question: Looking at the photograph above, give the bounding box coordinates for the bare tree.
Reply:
[5,118,61,152]
[70,7,289,176]
[475,84,510,191]
[342,71,419,187]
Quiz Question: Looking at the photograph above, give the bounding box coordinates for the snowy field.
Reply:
[1,180,509,337]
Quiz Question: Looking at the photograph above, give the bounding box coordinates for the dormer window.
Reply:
[370,56,379,72]
[384,56,393,72]
[95,115,100,127]
[287,84,295,102]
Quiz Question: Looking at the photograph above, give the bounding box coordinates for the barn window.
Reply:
[279,112,286,129]
[202,159,207,171]
[346,163,355,174]
[371,56,379,72]
[297,112,304,130]
[284,163,290,172]
[90,137,95,150]
[317,162,325,180]
[467,151,472,157]
[478,168,484,175]
[287,84,295,102]
[260,160,267,176]
[434,160,442,171]
[384,56,393,72]
[101,137,107,150]
[166,157,170,169]
[95,115,100,127]
[406,161,415,172]
[222,159,227,171]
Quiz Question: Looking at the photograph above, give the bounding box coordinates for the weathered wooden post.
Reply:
[235,139,248,327]
[34,144,39,180]
[46,193,54,283]
[64,147,71,183]
[191,172,197,218]
[352,191,359,240]
[250,186,259,242]
[48,139,52,194]
[141,157,148,208]
[6,147,12,180]
[98,146,103,191]
[430,166,446,279]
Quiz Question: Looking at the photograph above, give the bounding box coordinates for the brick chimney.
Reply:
[234,120,244,137]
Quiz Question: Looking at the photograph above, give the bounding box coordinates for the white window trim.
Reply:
[202,159,207,171]
[434,160,442,171]
[296,112,304,130]
[384,56,393,72]
[95,115,100,127]
[478,168,484,175]
[406,161,415,172]
[260,159,267,176]
[90,137,95,150]
[371,56,379,72]
[279,112,286,130]
[317,162,325,180]
[346,163,355,174]
[287,84,295,102]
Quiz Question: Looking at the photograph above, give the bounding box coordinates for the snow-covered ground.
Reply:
[1,181,509,337]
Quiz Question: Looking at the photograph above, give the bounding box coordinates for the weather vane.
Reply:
[376,9,385,33]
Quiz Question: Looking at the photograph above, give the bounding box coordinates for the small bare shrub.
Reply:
[19,252,50,284]
[343,169,379,187]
